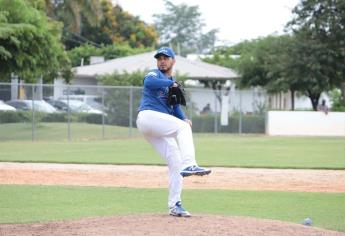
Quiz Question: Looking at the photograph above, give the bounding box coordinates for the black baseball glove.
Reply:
[168,81,186,106]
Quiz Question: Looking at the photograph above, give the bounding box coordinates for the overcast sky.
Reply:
[112,0,300,45]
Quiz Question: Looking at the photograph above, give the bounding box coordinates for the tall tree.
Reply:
[60,0,158,49]
[50,0,102,49]
[78,0,118,46]
[287,0,345,103]
[205,35,331,111]
[107,3,158,48]
[197,29,219,54]
[0,0,71,82]
[153,0,218,56]
[277,31,332,110]
[54,0,101,33]
[257,34,330,111]
[206,38,277,89]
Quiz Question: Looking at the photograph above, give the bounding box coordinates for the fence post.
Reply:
[129,86,133,137]
[214,93,218,134]
[239,90,242,134]
[67,86,71,141]
[102,88,105,139]
[10,74,18,100]
[31,85,35,141]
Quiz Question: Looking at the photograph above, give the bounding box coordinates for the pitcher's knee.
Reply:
[168,158,182,173]
[178,121,191,133]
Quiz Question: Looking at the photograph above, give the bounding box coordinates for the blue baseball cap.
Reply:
[154,47,175,59]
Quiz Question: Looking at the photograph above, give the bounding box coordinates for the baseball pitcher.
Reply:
[136,47,211,217]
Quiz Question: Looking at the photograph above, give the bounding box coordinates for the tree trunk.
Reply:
[307,90,321,111]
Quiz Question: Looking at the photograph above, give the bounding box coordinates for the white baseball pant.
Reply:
[136,110,197,208]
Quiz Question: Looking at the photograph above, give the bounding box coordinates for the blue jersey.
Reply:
[138,69,186,120]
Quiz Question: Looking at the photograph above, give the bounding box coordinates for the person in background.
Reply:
[317,99,329,115]
[201,103,211,115]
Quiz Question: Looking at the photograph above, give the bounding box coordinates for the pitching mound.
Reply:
[1,214,344,236]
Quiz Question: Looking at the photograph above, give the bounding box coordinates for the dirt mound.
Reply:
[1,214,344,236]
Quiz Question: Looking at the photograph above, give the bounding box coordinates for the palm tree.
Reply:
[45,0,102,33]
[44,0,55,19]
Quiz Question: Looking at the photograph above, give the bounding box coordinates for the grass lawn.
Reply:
[0,122,139,141]
[0,135,344,169]
[1,132,344,232]
[0,185,344,232]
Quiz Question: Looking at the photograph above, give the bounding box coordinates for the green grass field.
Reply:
[0,133,344,231]
[0,135,344,169]
[0,185,344,232]
[0,122,139,141]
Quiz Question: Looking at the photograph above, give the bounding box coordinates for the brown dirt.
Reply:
[1,162,345,236]
[1,214,344,236]
[1,162,345,192]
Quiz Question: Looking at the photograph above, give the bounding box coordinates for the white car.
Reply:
[59,100,103,114]
[0,100,16,111]
[6,100,57,113]
[58,95,103,110]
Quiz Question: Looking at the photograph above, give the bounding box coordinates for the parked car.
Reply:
[6,100,58,113]
[59,100,104,114]
[58,95,103,110]
[45,98,69,112]
[0,100,16,111]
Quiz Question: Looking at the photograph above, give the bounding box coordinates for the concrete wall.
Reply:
[266,111,345,136]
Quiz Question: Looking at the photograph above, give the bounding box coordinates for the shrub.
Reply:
[330,89,345,112]
[0,111,31,123]
[0,111,105,124]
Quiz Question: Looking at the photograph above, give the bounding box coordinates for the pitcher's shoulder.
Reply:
[145,69,161,78]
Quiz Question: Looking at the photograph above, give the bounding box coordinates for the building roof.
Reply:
[73,51,239,81]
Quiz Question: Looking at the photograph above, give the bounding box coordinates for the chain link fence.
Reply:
[0,83,267,141]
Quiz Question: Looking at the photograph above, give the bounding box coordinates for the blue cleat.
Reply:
[169,201,191,217]
[180,165,211,177]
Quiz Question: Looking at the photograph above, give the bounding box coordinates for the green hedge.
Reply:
[0,111,31,123]
[0,111,104,124]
